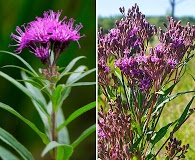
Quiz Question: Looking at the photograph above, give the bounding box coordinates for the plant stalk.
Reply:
[51,110,57,159]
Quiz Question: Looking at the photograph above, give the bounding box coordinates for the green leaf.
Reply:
[56,107,70,145]
[151,121,176,147]
[153,90,195,115]
[71,124,96,148]
[0,127,34,160]
[56,101,96,133]
[0,51,38,76]
[129,134,144,152]
[41,141,73,160]
[66,67,95,85]
[174,95,195,130]
[2,65,36,77]
[59,87,71,107]
[21,71,51,138]
[0,71,49,117]
[64,82,96,88]
[0,102,49,144]
[20,71,51,97]
[0,146,19,160]
[52,84,65,111]
[18,79,50,97]
[66,65,86,84]
[60,56,86,79]
[56,147,65,160]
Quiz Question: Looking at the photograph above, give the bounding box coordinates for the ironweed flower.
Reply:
[98,3,195,159]
[98,3,195,94]
[98,102,132,159]
[165,136,189,159]
[11,10,84,62]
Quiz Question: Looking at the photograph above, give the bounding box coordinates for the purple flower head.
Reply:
[103,28,120,43]
[139,77,152,91]
[154,43,164,57]
[129,27,138,38]
[127,27,142,48]
[115,57,137,73]
[123,48,130,55]
[150,55,160,63]
[135,55,147,63]
[98,122,106,139]
[11,10,84,61]
[172,37,184,47]
[30,43,50,60]
[168,58,177,69]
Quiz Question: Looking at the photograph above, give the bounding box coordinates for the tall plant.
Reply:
[98,4,195,159]
[0,10,95,160]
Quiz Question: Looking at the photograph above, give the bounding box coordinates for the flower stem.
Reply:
[51,110,57,159]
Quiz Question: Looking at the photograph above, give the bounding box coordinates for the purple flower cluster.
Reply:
[98,4,195,159]
[115,57,152,92]
[98,4,195,93]
[98,104,131,159]
[11,10,84,61]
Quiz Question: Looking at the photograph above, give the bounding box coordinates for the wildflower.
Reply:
[11,10,84,62]
[98,3,195,160]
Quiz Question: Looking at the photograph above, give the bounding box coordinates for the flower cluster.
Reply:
[11,10,84,62]
[98,99,132,160]
[165,136,189,159]
[98,3,195,159]
[98,4,195,94]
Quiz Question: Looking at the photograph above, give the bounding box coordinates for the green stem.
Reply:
[51,110,57,159]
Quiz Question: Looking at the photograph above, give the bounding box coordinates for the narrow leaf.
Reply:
[66,65,86,85]
[0,51,37,76]
[64,82,96,88]
[0,71,49,117]
[0,146,19,160]
[153,90,195,114]
[56,101,96,133]
[151,121,176,147]
[52,84,65,111]
[60,56,86,79]
[59,87,71,108]
[66,67,95,85]
[71,124,96,148]
[57,107,70,145]
[174,95,195,130]
[20,71,51,97]
[129,135,143,152]
[0,102,49,144]
[2,65,36,77]
[41,141,73,160]
[0,127,34,160]
[21,72,50,138]
[56,147,65,160]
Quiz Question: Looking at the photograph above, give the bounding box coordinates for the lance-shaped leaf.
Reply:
[60,56,86,79]
[56,102,96,133]
[0,71,49,117]
[0,102,49,144]
[0,145,19,160]
[41,141,73,160]
[71,124,96,148]
[0,127,34,160]
[0,51,38,76]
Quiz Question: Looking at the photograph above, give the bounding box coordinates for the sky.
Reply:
[98,0,195,17]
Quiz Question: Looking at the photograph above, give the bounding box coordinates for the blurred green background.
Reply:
[0,0,96,160]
